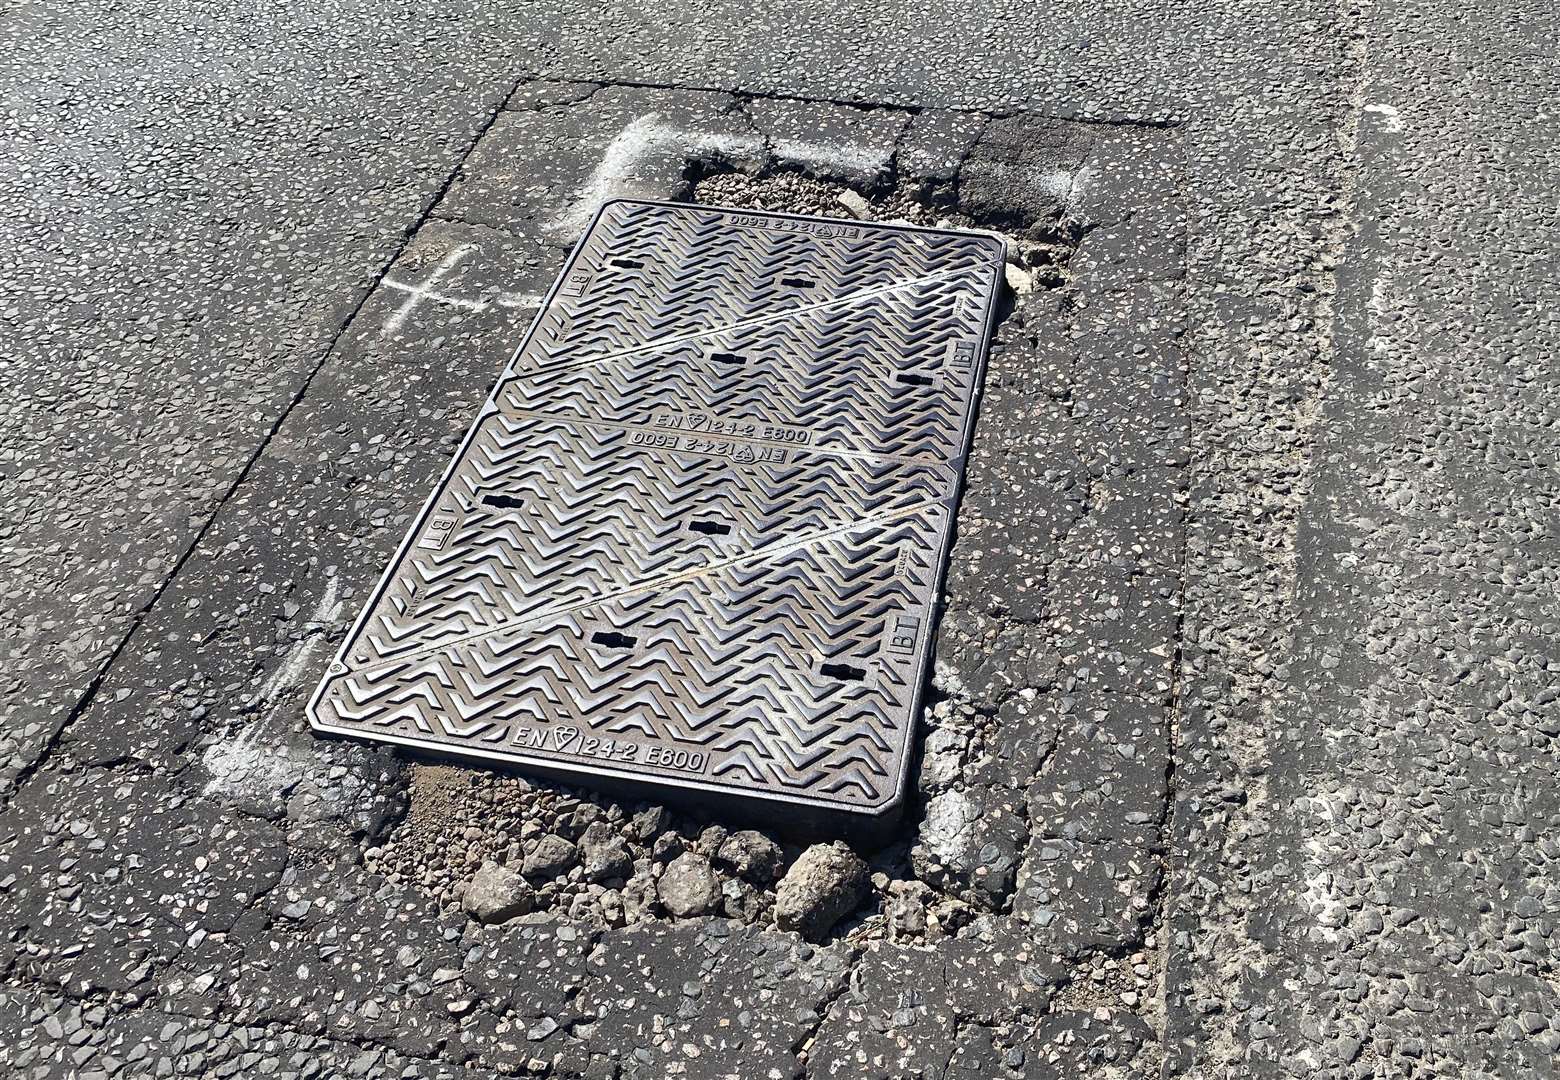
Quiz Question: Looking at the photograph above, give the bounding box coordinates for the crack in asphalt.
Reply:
[0,77,533,804]
[2,75,1197,1080]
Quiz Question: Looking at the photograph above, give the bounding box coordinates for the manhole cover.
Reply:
[309,199,1005,819]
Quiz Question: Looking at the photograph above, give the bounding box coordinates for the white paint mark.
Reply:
[769,138,886,179]
[548,113,765,237]
[203,578,345,803]
[919,790,980,870]
[254,578,342,708]
[1364,103,1404,133]
[380,244,545,333]
[1365,273,1394,359]
[980,162,1082,210]
[1066,164,1091,207]
[202,727,316,802]
[1300,845,1347,942]
[381,244,475,336]
[1035,168,1078,200]
[1294,790,1354,943]
[383,279,542,318]
[1368,275,1392,319]
[384,277,487,311]
[495,292,546,310]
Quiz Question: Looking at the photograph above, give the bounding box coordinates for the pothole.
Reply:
[692,167,1080,290]
[362,159,1089,948]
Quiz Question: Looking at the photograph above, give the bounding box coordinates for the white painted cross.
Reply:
[380,244,543,336]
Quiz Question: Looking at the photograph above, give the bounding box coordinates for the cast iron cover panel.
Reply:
[308,199,1005,817]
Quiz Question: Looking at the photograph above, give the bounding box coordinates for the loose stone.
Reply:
[462,861,533,924]
[657,852,721,917]
[522,835,578,882]
[774,841,869,941]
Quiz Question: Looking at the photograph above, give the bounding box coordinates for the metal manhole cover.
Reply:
[309,199,1005,819]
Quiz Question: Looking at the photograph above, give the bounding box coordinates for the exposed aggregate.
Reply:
[9,0,1542,1070]
[1,77,1187,1078]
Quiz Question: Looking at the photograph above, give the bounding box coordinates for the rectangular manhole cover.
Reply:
[309,199,1005,818]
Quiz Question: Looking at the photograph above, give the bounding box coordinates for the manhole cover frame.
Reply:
[308,198,1007,822]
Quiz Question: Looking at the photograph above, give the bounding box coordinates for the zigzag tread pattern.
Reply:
[520,202,1002,367]
[501,274,989,462]
[309,200,1003,815]
[351,414,952,664]
[314,515,945,810]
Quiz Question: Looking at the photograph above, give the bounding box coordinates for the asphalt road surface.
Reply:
[2,1,1556,1077]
